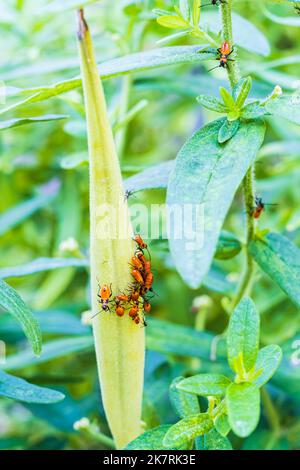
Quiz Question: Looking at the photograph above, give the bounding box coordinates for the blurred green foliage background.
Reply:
[0,0,300,450]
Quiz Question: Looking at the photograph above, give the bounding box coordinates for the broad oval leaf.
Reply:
[0,370,64,404]
[227,297,260,373]
[249,233,300,308]
[226,382,260,438]
[177,374,231,397]
[170,377,200,418]
[167,118,265,288]
[253,345,283,388]
[0,279,42,356]
[163,413,213,448]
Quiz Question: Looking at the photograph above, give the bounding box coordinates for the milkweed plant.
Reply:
[0,0,300,452]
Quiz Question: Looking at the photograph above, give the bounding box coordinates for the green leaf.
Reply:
[0,179,60,236]
[202,428,232,450]
[167,118,265,288]
[2,336,93,370]
[157,15,189,29]
[241,101,267,120]
[218,119,240,144]
[214,414,231,437]
[192,0,201,27]
[1,46,215,115]
[125,425,175,450]
[235,77,252,109]
[124,160,174,194]
[196,94,228,113]
[0,257,89,279]
[265,95,300,126]
[202,11,270,56]
[215,230,242,260]
[179,0,191,21]
[226,383,260,438]
[249,233,300,308]
[146,318,227,362]
[227,297,260,374]
[0,114,68,131]
[252,345,283,388]
[163,413,213,448]
[177,374,231,397]
[0,279,41,356]
[263,6,300,27]
[0,371,64,404]
[219,87,236,110]
[170,377,200,418]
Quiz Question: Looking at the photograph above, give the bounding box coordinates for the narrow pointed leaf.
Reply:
[0,114,68,131]
[0,279,41,356]
[249,233,300,308]
[0,371,64,404]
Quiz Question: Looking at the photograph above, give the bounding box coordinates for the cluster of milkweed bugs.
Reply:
[95,235,154,326]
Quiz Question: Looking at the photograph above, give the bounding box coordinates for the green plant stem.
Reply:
[261,388,280,449]
[85,428,116,449]
[220,1,255,308]
[232,167,256,309]
[220,0,240,89]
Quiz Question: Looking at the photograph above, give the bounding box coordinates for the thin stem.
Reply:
[220,1,255,308]
[232,167,256,309]
[220,0,240,88]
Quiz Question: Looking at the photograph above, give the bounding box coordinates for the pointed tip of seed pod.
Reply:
[77,8,88,41]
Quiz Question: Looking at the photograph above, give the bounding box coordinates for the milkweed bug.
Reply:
[129,305,139,318]
[251,196,278,219]
[200,0,227,7]
[116,305,125,317]
[130,289,140,302]
[97,283,112,311]
[144,272,154,292]
[143,301,151,313]
[208,41,234,72]
[115,293,130,303]
[134,234,147,250]
[131,268,144,285]
[130,255,144,271]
